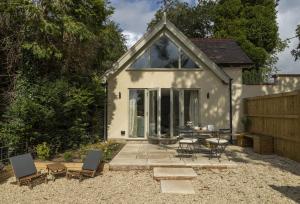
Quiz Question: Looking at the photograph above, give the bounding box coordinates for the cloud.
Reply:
[276,1,300,73]
[110,0,157,47]
[122,31,142,48]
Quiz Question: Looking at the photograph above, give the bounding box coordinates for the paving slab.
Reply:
[148,159,185,168]
[109,159,149,170]
[160,180,195,194]
[153,167,197,180]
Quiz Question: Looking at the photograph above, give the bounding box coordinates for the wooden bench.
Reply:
[239,133,274,155]
[236,133,253,147]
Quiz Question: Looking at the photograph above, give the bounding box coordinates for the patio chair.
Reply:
[177,127,198,159]
[66,150,102,181]
[9,153,48,189]
[206,129,230,161]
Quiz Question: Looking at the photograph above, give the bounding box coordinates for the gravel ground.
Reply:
[0,148,300,204]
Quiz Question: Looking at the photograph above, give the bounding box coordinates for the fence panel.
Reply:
[244,90,300,162]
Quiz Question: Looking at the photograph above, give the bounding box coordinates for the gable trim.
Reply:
[102,18,230,84]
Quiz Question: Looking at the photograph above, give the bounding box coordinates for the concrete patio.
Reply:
[109,142,238,170]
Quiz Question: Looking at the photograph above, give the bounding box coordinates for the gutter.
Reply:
[101,81,108,141]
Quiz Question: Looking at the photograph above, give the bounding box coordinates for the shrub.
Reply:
[241,116,251,132]
[36,142,51,160]
[0,76,105,153]
[79,140,124,162]
[63,152,73,162]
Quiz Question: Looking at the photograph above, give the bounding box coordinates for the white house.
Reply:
[101,15,300,141]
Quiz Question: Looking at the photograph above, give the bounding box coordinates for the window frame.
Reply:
[128,33,201,70]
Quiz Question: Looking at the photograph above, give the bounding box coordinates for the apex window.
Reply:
[131,36,199,69]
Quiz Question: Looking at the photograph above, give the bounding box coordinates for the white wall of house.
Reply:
[107,63,300,139]
[107,65,230,139]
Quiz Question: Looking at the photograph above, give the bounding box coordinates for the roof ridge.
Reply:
[190,38,235,41]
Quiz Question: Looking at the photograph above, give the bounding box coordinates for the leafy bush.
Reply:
[36,142,51,160]
[0,76,105,154]
[241,116,251,132]
[79,140,124,162]
[63,152,73,162]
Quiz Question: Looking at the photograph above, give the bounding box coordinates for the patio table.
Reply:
[46,163,67,181]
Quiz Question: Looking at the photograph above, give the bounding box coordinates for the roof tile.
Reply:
[190,38,253,66]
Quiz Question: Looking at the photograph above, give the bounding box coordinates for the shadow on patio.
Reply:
[109,142,238,170]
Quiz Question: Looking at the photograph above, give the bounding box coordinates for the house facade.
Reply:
[102,16,300,140]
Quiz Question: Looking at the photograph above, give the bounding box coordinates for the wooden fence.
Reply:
[244,90,300,162]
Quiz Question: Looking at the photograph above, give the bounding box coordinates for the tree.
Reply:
[148,0,215,38]
[214,0,280,68]
[149,0,282,81]
[291,25,300,61]
[0,0,126,151]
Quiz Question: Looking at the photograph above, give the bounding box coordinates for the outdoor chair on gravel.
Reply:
[206,129,230,161]
[66,150,103,181]
[9,153,48,189]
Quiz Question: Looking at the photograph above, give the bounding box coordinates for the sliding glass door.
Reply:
[129,88,200,139]
[172,89,181,137]
[148,89,159,137]
[129,89,145,138]
[183,90,200,127]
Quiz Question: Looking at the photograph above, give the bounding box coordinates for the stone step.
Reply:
[153,167,197,180]
[160,180,195,194]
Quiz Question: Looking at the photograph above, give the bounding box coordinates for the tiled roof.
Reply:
[190,38,253,66]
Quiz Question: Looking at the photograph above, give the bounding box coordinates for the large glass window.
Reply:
[129,90,145,138]
[161,89,171,136]
[181,52,198,68]
[150,36,179,68]
[184,90,200,126]
[131,36,199,69]
[149,90,158,137]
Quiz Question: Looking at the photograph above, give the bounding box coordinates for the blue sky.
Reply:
[110,0,300,74]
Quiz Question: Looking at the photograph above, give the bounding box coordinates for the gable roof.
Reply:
[190,38,253,66]
[102,17,231,84]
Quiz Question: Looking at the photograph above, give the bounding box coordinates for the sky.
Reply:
[110,0,300,74]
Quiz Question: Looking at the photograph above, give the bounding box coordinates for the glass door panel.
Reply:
[161,89,171,137]
[172,89,180,136]
[184,90,200,127]
[149,89,158,137]
[129,89,145,138]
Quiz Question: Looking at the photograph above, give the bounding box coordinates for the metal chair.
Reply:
[206,129,230,161]
[177,127,198,159]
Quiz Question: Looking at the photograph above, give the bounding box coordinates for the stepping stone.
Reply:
[153,167,197,180]
[160,180,195,194]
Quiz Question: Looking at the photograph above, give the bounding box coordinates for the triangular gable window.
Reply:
[131,36,199,69]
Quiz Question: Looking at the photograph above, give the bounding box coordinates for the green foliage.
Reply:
[291,25,300,61]
[243,69,270,84]
[149,0,282,82]
[241,116,251,132]
[0,1,126,152]
[36,142,51,160]
[79,140,124,162]
[148,0,215,38]
[0,76,105,153]
[214,0,280,68]
[63,152,73,162]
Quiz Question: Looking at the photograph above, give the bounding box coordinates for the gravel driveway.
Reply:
[0,148,299,204]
